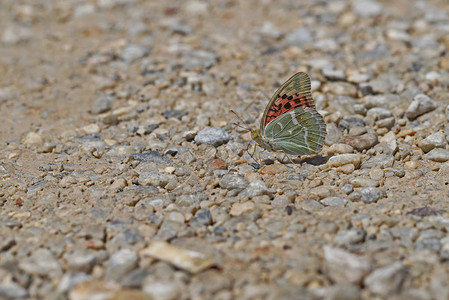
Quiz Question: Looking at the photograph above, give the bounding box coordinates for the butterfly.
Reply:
[234,72,326,161]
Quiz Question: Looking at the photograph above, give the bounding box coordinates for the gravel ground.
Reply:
[1,0,449,299]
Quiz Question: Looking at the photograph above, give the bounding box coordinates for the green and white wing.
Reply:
[263,107,326,155]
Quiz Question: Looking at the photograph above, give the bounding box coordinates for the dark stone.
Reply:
[360,84,374,96]
[133,151,172,164]
[339,117,366,131]
[163,110,187,120]
[145,124,159,134]
[190,209,212,228]
[407,207,445,217]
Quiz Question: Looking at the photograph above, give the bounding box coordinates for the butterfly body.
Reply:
[252,72,326,156]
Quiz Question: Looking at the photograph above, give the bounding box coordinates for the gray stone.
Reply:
[390,227,418,243]
[446,104,449,121]
[0,282,28,299]
[183,50,218,70]
[412,34,438,48]
[330,96,358,116]
[321,197,347,207]
[322,69,346,81]
[137,171,171,188]
[163,109,187,120]
[122,268,150,288]
[109,228,144,248]
[339,117,365,130]
[0,86,16,102]
[240,180,274,198]
[345,133,378,152]
[121,44,150,62]
[57,273,90,293]
[259,22,282,39]
[64,249,97,272]
[19,248,62,277]
[285,28,312,46]
[361,155,394,169]
[367,78,393,94]
[105,249,139,281]
[341,184,354,195]
[195,127,230,147]
[324,246,371,284]
[190,208,212,228]
[133,151,172,164]
[348,72,370,83]
[440,237,449,260]
[142,278,182,300]
[164,145,188,157]
[272,194,291,207]
[328,154,361,168]
[415,238,441,251]
[300,199,324,212]
[425,148,449,162]
[335,229,366,246]
[323,82,357,97]
[366,107,393,120]
[351,177,379,188]
[74,4,95,17]
[171,22,193,35]
[175,194,201,206]
[405,94,438,120]
[189,269,233,296]
[219,174,249,190]
[91,95,113,114]
[325,123,344,145]
[364,94,402,110]
[386,29,411,42]
[348,187,386,203]
[155,219,186,241]
[382,139,399,155]
[0,237,15,251]
[353,0,382,17]
[323,284,362,300]
[418,132,447,153]
[376,117,395,129]
[364,262,407,296]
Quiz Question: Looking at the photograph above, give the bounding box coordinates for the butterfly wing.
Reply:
[263,106,326,155]
[261,72,315,129]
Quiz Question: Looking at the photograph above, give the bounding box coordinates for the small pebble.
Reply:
[194,127,230,147]
[364,262,407,296]
[23,132,44,147]
[418,132,447,153]
[321,197,347,207]
[328,154,361,168]
[424,148,449,162]
[348,187,386,203]
[345,133,378,151]
[405,94,438,120]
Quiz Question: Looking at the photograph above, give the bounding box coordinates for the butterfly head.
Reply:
[251,130,263,143]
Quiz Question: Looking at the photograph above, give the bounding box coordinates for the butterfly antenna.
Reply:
[260,91,271,101]
[230,109,251,132]
[230,109,244,123]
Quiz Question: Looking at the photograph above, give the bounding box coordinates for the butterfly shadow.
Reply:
[292,154,333,166]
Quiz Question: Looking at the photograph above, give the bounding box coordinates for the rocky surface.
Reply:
[1,0,449,299]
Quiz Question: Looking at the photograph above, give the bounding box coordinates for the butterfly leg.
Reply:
[244,142,259,165]
[282,151,296,165]
[253,143,261,165]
